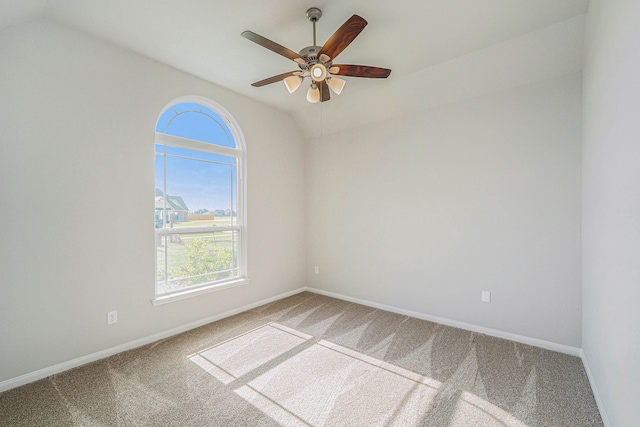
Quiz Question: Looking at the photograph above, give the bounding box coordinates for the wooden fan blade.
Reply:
[251,71,300,87]
[319,80,330,102]
[241,31,304,62]
[319,15,367,61]
[331,64,391,78]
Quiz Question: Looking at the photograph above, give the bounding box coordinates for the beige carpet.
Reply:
[0,292,603,426]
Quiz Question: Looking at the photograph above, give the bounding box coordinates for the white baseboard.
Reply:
[580,349,611,427]
[304,287,582,357]
[0,287,307,393]
[0,285,596,415]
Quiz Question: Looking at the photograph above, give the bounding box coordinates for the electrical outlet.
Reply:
[107,310,118,325]
[481,291,491,303]
[314,266,320,274]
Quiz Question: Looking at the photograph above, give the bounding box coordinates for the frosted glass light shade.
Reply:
[328,77,346,95]
[307,84,320,103]
[310,63,327,82]
[283,75,302,93]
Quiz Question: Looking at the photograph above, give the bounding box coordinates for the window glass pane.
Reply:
[155,231,239,295]
[201,105,236,148]
[209,162,237,227]
[156,235,168,283]
[173,102,201,113]
[155,153,237,229]
[200,105,216,117]
[231,166,237,226]
[156,108,175,134]
[154,153,166,228]
[155,103,236,149]
[163,145,236,165]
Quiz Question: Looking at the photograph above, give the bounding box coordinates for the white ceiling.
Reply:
[2,0,589,137]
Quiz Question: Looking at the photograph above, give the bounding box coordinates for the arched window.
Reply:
[153,97,247,304]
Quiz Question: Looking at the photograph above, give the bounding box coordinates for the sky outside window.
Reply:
[155,104,237,214]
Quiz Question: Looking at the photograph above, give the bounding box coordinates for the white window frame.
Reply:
[152,96,248,305]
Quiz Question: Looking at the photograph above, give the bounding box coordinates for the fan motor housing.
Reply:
[299,45,322,61]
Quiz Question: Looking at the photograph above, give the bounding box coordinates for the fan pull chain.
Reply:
[317,83,323,135]
[320,95,324,136]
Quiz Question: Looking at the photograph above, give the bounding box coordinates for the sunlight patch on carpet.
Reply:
[189,322,530,426]
[239,339,440,426]
[189,323,312,384]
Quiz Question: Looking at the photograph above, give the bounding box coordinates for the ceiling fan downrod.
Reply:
[306,7,322,47]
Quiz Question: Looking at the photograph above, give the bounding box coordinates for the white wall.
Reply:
[582,1,640,425]
[0,19,305,384]
[306,73,582,347]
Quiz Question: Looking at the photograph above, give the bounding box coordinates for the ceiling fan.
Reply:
[241,7,391,103]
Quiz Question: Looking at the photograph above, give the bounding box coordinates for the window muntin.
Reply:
[154,99,245,300]
[156,103,236,148]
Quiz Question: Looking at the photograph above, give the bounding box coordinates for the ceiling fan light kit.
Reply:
[310,63,328,82]
[307,83,321,103]
[283,75,303,93]
[242,7,391,103]
[328,77,346,95]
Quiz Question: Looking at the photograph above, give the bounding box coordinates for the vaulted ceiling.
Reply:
[1,0,589,136]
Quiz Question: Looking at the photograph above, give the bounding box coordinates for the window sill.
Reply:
[151,278,250,306]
